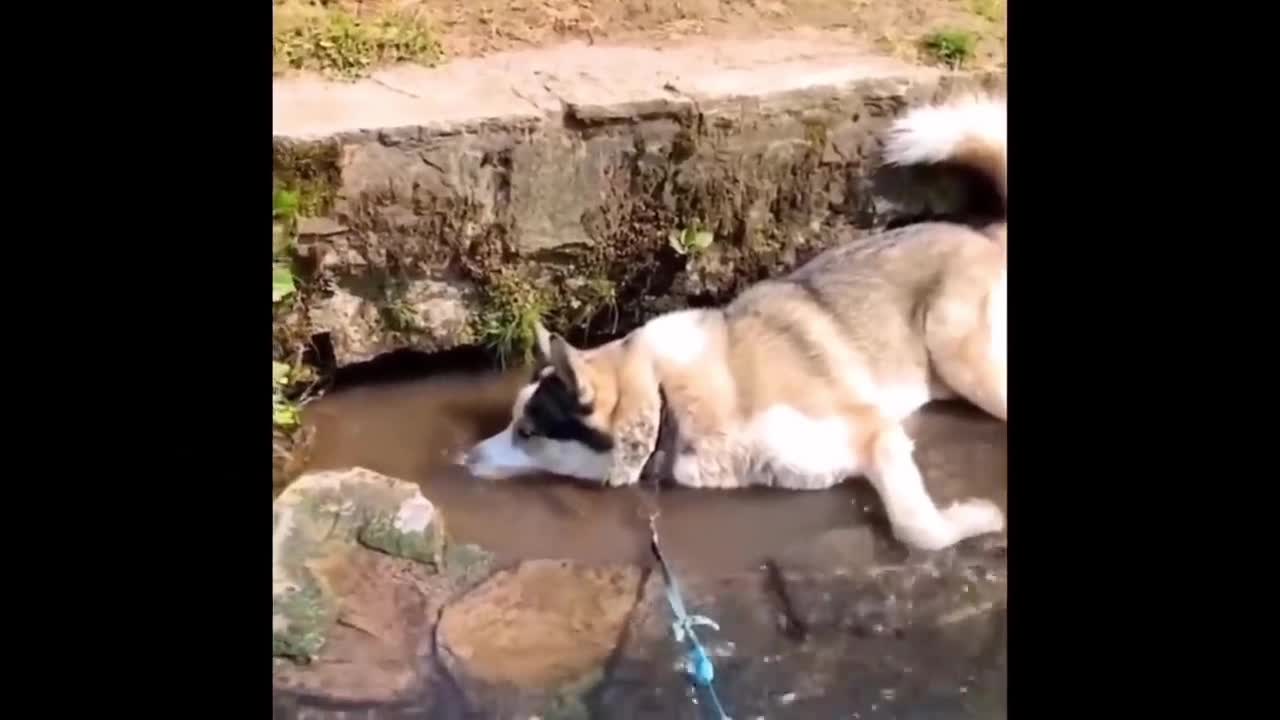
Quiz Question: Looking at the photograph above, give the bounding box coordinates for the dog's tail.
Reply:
[882,94,1007,214]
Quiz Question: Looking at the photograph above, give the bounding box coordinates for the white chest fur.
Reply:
[746,405,861,489]
[671,404,864,490]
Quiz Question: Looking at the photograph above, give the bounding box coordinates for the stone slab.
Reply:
[273,35,942,139]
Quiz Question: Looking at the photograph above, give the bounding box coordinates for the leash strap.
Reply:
[648,513,732,720]
[639,386,731,718]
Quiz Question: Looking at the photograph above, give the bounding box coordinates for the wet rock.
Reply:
[272,538,500,709]
[592,538,1007,719]
[296,216,349,237]
[272,545,437,705]
[436,559,643,717]
[303,287,383,367]
[304,279,477,366]
[273,469,503,711]
[273,467,446,661]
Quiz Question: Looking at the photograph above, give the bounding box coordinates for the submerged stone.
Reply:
[436,559,643,716]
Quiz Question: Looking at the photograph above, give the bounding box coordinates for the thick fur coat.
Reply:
[463,94,1008,551]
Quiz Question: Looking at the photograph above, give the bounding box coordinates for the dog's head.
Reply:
[461,324,622,482]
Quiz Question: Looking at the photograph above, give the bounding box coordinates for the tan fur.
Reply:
[466,94,1008,551]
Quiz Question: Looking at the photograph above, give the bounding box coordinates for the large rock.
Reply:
[590,530,1007,719]
[273,467,498,710]
[436,559,644,718]
[272,467,447,661]
[272,40,1006,366]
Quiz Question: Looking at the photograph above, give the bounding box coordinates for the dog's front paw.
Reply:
[942,499,1006,540]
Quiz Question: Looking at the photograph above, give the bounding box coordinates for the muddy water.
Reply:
[300,367,1007,575]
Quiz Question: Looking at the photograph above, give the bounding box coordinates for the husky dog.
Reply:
[462,95,1007,551]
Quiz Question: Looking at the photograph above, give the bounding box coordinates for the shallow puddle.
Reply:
[299,367,1007,575]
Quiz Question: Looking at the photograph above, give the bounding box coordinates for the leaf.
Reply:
[690,230,715,251]
[667,230,687,256]
[273,402,300,429]
[273,263,296,303]
[273,361,291,386]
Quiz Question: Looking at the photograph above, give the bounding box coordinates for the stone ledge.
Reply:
[273,36,955,141]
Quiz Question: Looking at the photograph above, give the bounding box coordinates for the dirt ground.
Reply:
[276,0,1005,75]
[429,0,1004,67]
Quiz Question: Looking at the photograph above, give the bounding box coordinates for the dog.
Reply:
[462,94,1007,551]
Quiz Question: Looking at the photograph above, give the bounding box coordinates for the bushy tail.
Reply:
[882,94,1007,214]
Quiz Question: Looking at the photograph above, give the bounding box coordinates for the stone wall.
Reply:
[273,56,1004,368]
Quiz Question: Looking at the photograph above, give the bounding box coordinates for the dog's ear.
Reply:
[533,321,554,364]
[532,321,594,405]
[548,334,594,407]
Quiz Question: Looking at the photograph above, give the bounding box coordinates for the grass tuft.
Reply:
[274,1,443,80]
[920,29,977,69]
[476,270,551,368]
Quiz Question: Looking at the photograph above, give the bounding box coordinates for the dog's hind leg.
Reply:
[864,424,1005,550]
[925,263,1006,421]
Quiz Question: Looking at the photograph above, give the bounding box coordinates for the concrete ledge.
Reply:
[273,37,946,140]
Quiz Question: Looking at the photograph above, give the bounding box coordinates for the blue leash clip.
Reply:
[649,513,732,719]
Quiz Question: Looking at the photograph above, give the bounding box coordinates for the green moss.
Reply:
[273,581,334,661]
[441,541,496,587]
[357,510,445,566]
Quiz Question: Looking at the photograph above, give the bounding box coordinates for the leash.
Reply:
[647,507,732,720]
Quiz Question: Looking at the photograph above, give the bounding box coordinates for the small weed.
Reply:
[921,29,977,69]
[273,361,302,429]
[668,221,715,257]
[274,186,300,223]
[477,270,550,367]
[273,140,341,216]
[273,264,297,303]
[574,277,618,330]
[274,2,443,80]
[272,185,318,434]
[380,291,422,334]
[273,186,300,304]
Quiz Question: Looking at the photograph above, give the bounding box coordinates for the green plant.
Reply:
[379,291,421,334]
[273,140,341,216]
[272,186,311,432]
[273,3,443,80]
[273,361,302,429]
[477,271,550,367]
[668,221,715,257]
[273,264,296,303]
[273,187,300,304]
[921,29,977,69]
